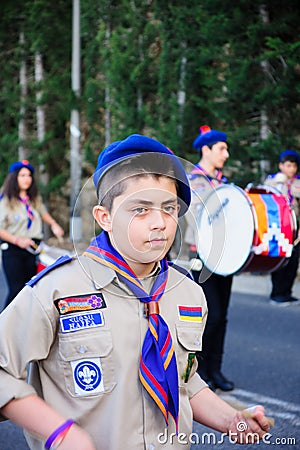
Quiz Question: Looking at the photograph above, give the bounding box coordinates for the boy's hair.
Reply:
[98,153,178,212]
[280,154,299,166]
[279,149,300,167]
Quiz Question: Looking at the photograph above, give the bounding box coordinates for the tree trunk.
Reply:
[259,4,271,181]
[18,32,28,160]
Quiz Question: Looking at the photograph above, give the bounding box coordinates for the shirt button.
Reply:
[194,337,201,346]
[78,345,87,354]
[149,445,155,450]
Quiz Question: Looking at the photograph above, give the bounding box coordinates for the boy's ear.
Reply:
[93,205,112,231]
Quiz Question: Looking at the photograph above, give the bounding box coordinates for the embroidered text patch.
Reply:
[60,311,104,333]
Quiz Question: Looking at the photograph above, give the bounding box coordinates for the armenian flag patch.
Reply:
[178,305,202,322]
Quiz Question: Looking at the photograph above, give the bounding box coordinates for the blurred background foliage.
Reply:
[1,0,300,203]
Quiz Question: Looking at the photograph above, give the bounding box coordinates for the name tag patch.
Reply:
[55,293,106,315]
[60,311,104,333]
[71,358,104,395]
[178,305,202,322]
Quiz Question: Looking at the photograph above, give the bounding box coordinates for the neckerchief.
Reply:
[286,177,295,205]
[19,195,34,229]
[83,231,179,432]
[190,164,228,186]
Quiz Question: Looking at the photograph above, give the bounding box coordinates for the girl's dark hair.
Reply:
[2,169,38,203]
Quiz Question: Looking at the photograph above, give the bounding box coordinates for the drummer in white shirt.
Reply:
[184,125,234,392]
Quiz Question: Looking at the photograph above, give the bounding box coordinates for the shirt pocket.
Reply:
[58,328,116,397]
[175,324,204,387]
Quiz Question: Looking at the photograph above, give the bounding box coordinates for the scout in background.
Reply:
[0,135,270,450]
[0,160,64,309]
[264,149,300,306]
[184,125,234,392]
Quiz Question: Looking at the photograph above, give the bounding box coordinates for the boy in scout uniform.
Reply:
[0,135,270,449]
[264,149,300,305]
[184,125,234,392]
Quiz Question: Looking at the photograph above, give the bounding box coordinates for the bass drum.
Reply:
[196,184,296,276]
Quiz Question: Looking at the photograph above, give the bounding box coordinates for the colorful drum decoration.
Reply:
[196,184,296,276]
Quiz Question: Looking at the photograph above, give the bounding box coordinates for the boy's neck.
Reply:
[130,261,158,278]
[199,160,216,177]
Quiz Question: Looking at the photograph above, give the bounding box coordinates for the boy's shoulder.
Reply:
[26,255,74,287]
[266,173,277,180]
[168,261,193,281]
[26,253,116,291]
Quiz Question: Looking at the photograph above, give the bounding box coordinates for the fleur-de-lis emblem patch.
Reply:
[71,358,104,395]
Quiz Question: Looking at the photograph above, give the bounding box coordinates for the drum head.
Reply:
[196,184,255,275]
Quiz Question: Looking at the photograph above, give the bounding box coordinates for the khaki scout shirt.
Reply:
[0,196,47,240]
[264,173,300,224]
[0,255,207,450]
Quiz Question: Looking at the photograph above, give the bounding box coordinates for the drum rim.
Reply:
[196,183,297,276]
[196,184,256,276]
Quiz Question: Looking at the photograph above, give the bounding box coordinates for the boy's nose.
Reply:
[149,209,167,230]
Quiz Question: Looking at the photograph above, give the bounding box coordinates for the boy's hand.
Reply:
[227,405,272,444]
[59,424,96,450]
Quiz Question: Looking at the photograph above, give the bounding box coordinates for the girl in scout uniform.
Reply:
[0,135,270,449]
[0,160,64,308]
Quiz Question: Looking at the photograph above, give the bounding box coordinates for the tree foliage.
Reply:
[1,0,300,196]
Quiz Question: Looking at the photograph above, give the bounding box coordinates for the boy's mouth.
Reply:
[148,235,167,247]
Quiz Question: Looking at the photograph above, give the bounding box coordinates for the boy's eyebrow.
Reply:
[126,198,178,206]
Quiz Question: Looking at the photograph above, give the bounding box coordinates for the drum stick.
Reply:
[242,408,275,428]
[221,396,274,427]
[293,236,300,246]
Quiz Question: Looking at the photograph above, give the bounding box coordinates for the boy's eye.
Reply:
[162,205,178,214]
[133,207,148,215]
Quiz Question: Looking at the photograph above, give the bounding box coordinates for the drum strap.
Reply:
[191,164,227,186]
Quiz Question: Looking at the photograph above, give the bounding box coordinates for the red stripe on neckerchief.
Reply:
[83,231,179,432]
[191,164,227,187]
[19,195,34,229]
[287,178,295,205]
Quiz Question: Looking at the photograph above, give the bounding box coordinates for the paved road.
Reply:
[0,264,299,449]
[191,280,300,449]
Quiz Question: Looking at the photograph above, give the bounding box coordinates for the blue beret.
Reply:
[193,125,227,150]
[93,134,191,216]
[9,160,35,174]
[279,149,300,165]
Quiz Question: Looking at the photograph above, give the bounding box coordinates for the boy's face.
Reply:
[203,141,229,169]
[94,175,180,275]
[279,161,298,179]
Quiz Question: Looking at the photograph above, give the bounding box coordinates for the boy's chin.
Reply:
[140,250,169,264]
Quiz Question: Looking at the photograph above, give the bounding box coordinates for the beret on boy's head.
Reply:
[193,125,227,150]
[93,134,191,216]
[9,160,35,174]
[279,149,300,165]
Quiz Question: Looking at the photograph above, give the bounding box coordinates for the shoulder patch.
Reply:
[26,255,73,287]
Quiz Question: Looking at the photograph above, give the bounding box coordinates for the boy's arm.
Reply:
[1,394,96,450]
[190,387,270,443]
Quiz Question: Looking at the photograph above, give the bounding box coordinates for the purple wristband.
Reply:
[45,419,75,450]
